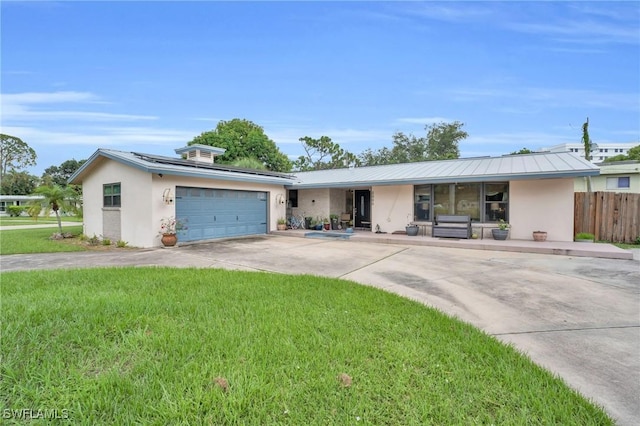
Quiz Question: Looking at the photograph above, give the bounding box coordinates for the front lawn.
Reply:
[0,226,85,255]
[0,216,83,226]
[1,268,612,425]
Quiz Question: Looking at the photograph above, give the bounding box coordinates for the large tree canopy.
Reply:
[188,119,292,172]
[0,170,39,195]
[41,159,87,187]
[359,121,467,166]
[293,136,360,171]
[0,134,37,180]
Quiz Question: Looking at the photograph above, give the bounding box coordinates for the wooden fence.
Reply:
[574,192,640,243]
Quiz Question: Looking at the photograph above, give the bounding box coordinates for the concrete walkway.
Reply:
[1,235,638,424]
[0,221,80,231]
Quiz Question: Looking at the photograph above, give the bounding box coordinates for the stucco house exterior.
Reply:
[574,160,640,193]
[69,145,599,247]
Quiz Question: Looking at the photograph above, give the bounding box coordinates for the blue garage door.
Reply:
[175,187,267,242]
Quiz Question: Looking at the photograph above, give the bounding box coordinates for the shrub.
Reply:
[102,238,111,246]
[116,240,128,248]
[7,206,25,217]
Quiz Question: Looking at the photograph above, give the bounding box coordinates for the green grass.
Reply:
[1,268,612,425]
[0,225,85,255]
[0,215,82,226]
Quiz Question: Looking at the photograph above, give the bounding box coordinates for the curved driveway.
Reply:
[2,235,639,425]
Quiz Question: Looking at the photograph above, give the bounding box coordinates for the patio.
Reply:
[273,228,634,260]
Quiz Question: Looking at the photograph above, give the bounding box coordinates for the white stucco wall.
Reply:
[82,159,153,246]
[510,178,575,241]
[81,159,287,248]
[371,185,414,234]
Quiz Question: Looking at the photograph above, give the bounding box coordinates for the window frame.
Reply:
[103,183,121,207]
[413,182,508,223]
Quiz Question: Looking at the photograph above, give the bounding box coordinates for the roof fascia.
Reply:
[286,170,600,189]
[69,149,292,186]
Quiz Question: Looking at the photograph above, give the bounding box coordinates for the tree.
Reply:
[582,118,594,162]
[603,144,640,162]
[188,119,292,172]
[231,157,266,170]
[425,121,466,160]
[0,134,37,181]
[293,136,360,171]
[359,121,466,166]
[0,170,39,195]
[510,148,535,155]
[30,184,81,234]
[41,159,86,187]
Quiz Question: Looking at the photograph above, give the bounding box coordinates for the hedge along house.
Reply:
[69,144,294,247]
[288,152,599,241]
[70,147,598,247]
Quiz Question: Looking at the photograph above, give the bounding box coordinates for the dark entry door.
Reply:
[354,190,371,229]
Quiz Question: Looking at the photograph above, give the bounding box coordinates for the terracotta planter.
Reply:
[533,231,547,242]
[323,223,330,231]
[161,233,177,247]
[277,224,286,231]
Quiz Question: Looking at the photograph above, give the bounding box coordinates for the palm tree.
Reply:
[31,184,80,234]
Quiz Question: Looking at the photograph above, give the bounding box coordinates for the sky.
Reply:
[1,0,639,176]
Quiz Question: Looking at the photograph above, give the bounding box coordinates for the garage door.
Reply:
[175,186,267,242]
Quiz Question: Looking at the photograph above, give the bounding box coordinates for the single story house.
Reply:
[69,144,599,247]
[574,160,640,193]
[0,195,44,216]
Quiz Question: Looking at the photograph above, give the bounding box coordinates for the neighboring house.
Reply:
[574,161,640,193]
[0,195,43,216]
[544,142,636,163]
[69,146,599,247]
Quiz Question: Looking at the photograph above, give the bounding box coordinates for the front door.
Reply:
[354,190,371,229]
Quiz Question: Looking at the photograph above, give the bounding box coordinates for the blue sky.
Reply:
[2,1,639,175]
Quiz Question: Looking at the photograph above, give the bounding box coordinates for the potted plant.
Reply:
[532,230,547,242]
[330,214,339,230]
[575,232,595,243]
[406,223,419,236]
[323,217,330,231]
[491,219,509,240]
[158,216,186,247]
[277,217,287,231]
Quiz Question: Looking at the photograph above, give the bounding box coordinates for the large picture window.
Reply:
[103,183,121,207]
[415,182,508,223]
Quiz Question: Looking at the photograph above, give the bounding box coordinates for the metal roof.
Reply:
[287,152,599,188]
[69,149,295,185]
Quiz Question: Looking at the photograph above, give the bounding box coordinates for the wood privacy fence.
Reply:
[574,192,640,243]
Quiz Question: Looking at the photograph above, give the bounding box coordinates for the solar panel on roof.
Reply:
[131,152,293,180]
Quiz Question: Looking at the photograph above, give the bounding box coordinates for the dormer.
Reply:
[175,144,226,165]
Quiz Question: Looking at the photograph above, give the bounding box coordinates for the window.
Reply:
[103,183,121,207]
[416,182,508,223]
[484,183,508,222]
[414,185,431,221]
[288,189,298,208]
[433,183,481,222]
[606,177,631,189]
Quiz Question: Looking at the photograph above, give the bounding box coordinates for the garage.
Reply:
[175,186,268,242]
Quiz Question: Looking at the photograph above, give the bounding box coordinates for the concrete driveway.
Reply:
[2,235,639,425]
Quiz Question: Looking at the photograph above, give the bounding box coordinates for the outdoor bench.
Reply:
[432,214,471,239]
